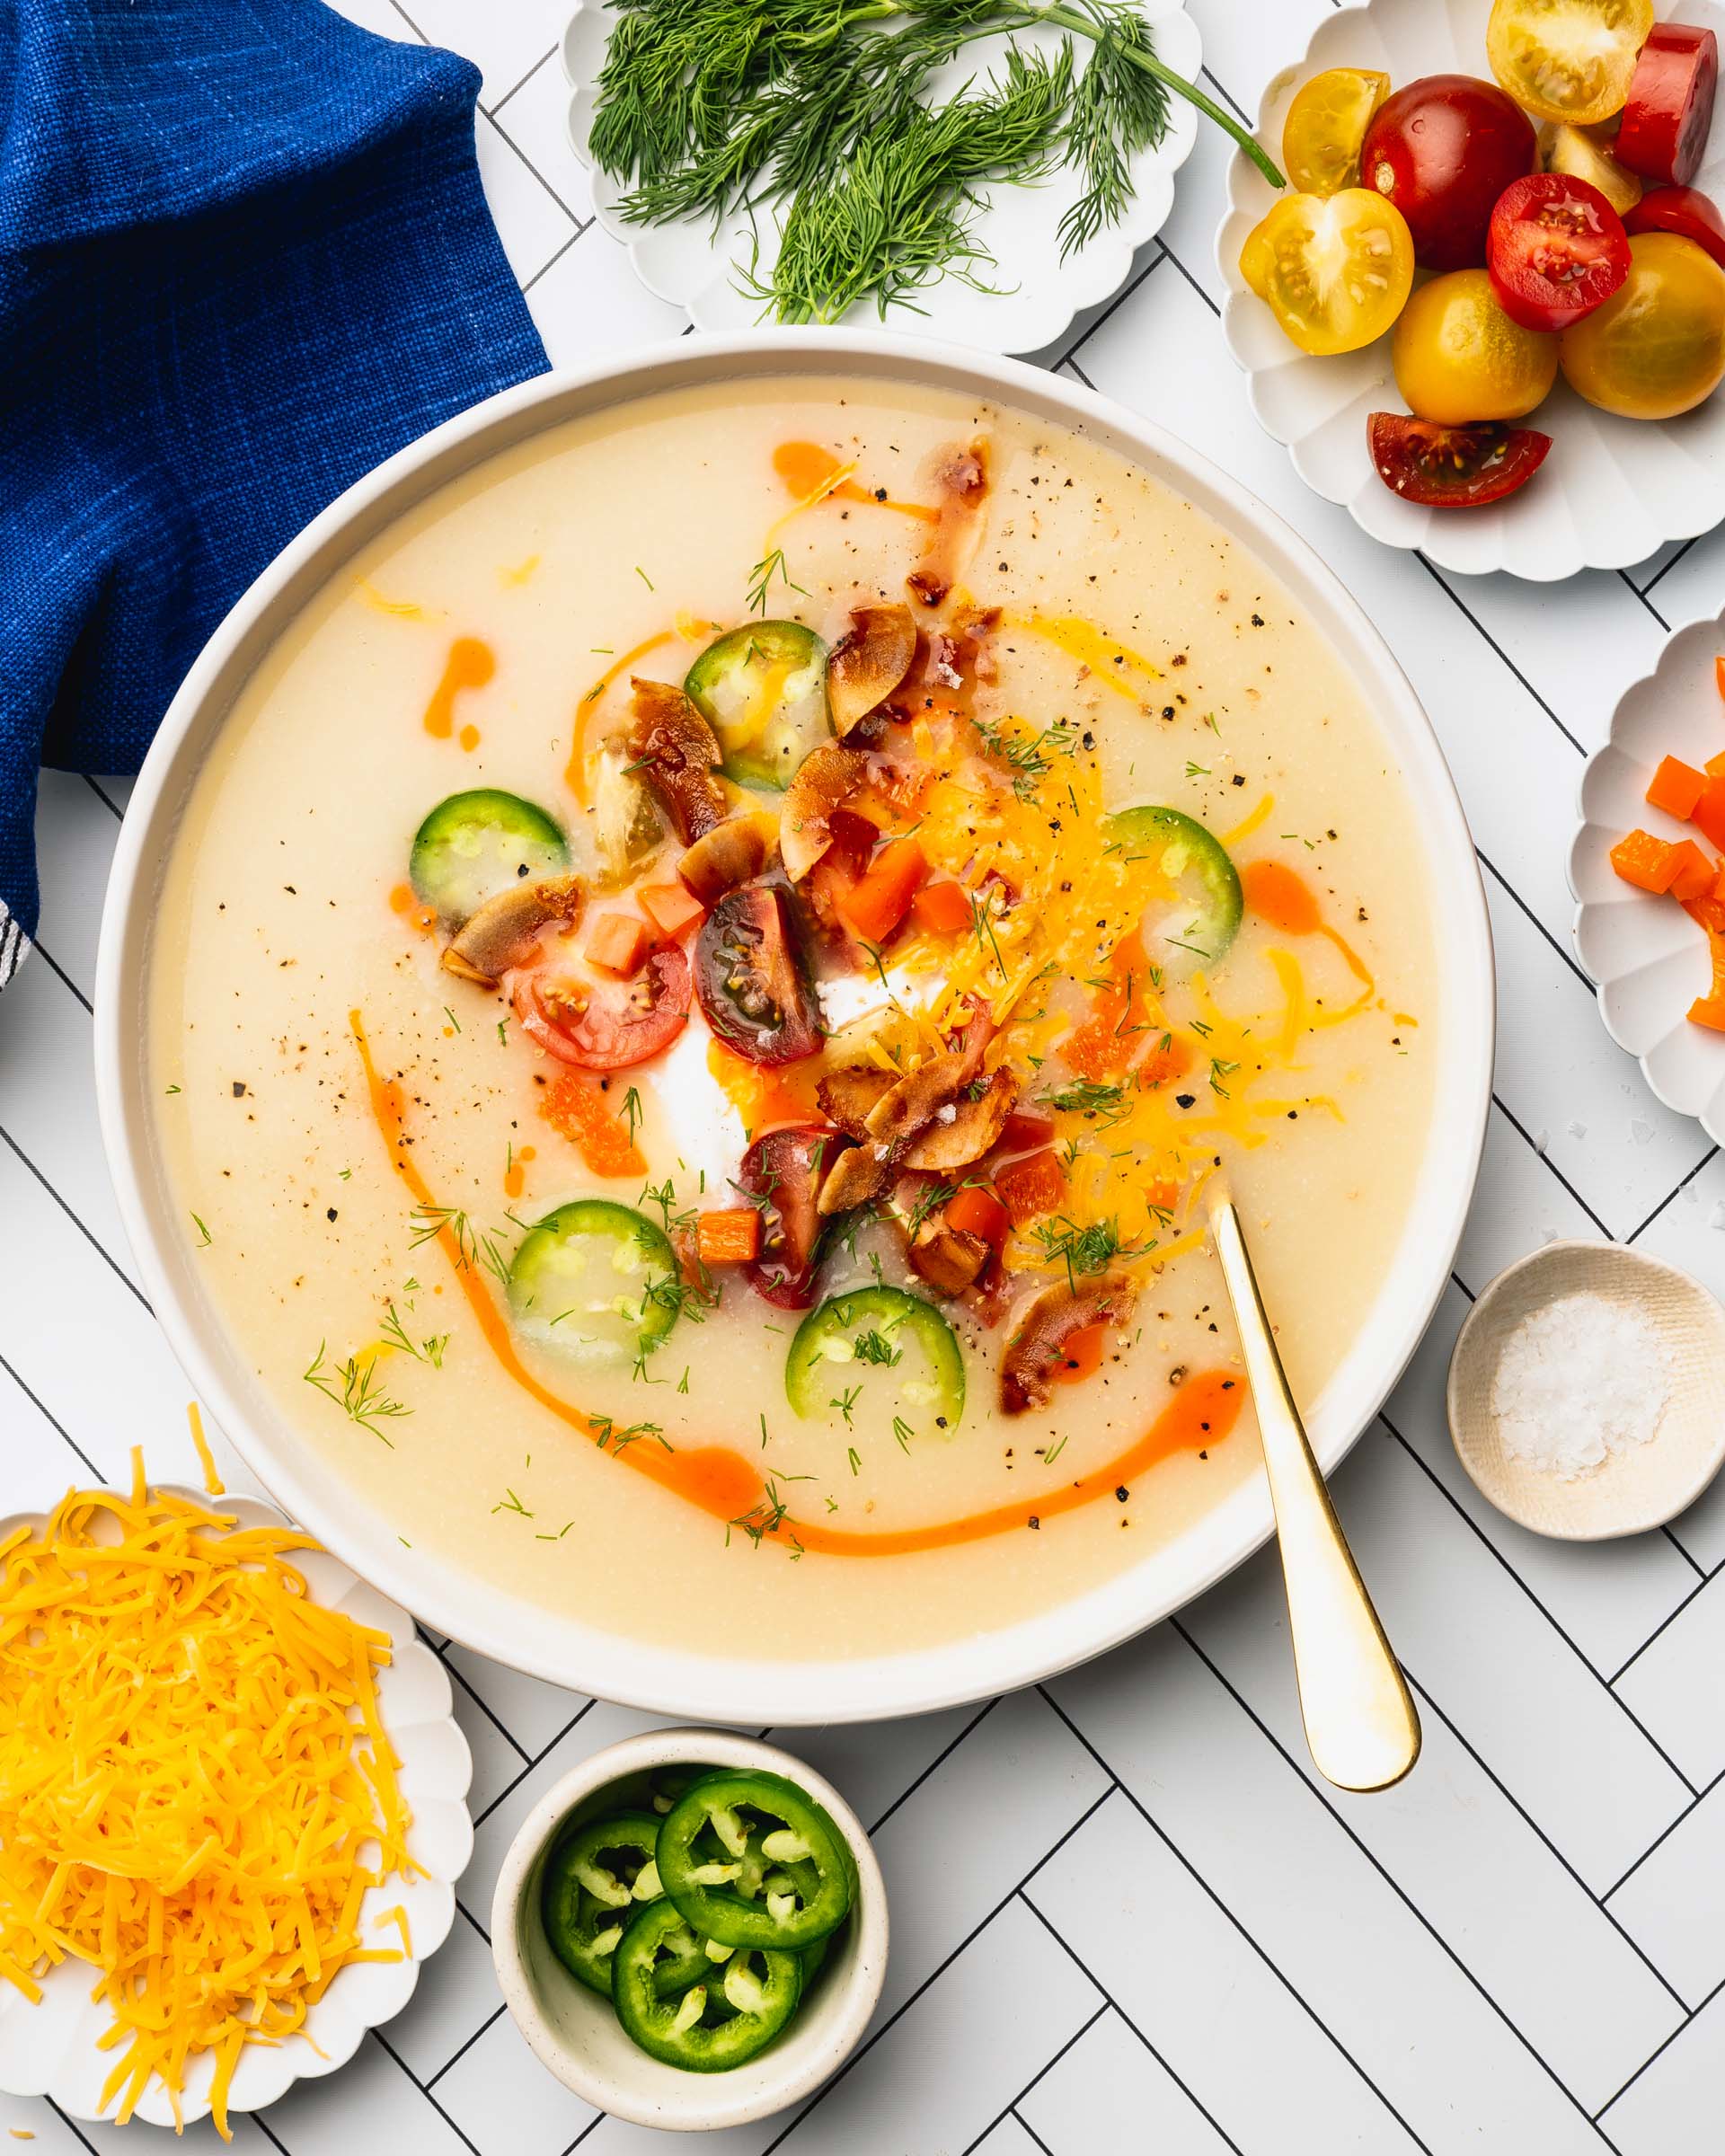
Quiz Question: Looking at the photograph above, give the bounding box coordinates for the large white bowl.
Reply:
[94,332,1495,1726]
[1216,0,1725,580]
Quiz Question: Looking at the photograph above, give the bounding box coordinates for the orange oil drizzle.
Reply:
[504,1145,535,1199]
[422,637,494,739]
[350,1011,1244,1556]
[388,884,438,935]
[566,631,677,802]
[1242,858,1374,993]
[772,441,940,526]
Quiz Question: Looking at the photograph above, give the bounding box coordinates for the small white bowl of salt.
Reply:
[1448,1241,1725,1540]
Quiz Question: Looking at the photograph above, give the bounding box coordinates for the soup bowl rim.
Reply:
[93,328,1495,1724]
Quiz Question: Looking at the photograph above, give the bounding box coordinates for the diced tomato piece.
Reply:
[538,1071,648,1178]
[586,912,650,976]
[1137,1034,1193,1090]
[1669,840,1718,902]
[1648,755,1707,820]
[1717,653,1725,702]
[1694,780,1725,851]
[1051,1322,1108,1384]
[997,1109,1056,1155]
[1610,830,1682,892]
[639,882,707,940]
[946,1185,1011,1246]
[840,837,927,944]
[910,879,974,936]
[696,1208,763,1266]
[994,1147,1066,1228]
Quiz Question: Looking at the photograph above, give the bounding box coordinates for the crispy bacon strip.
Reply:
[626,680,728,844]
[827,605,918,736]
[441,873,583,988]
[1001,1274,1139,1415]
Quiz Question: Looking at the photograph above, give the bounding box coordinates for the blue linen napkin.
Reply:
[0,0,550,987]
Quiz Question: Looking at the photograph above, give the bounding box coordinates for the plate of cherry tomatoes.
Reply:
[1216,0,1725,579]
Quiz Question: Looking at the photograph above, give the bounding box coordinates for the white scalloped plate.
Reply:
[1572,609,1725,1134]
[560,0,1199,354]
[1215,0,1725,580]
[0,1486,473,2134]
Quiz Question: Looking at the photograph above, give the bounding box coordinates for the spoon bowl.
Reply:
[1447,1240,1725,1542]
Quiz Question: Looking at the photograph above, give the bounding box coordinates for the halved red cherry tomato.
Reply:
[1626,183,1725,269]
[515,945,691,1071]
[1361,74,1536,270]
[1488,172,1631,329]
[1616,23,1718,187]
[735,1127,828,1308]
[1367,412,1553,508]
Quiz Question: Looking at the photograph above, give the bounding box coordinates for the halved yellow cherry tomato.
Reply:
[1487,0,1656,128]
[1559,230,1725,415]
[1282,68,1392,196]
[1540,119,1644,215]
[1392,268,1561,422]
[1238,188,1415,356]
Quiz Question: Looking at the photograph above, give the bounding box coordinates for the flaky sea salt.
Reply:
[1491,1293,1671,1480]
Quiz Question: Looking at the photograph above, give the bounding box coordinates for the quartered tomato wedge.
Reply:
[1281,66,1390,196]
[1488,172,1630,329]
[1367,413,1553,507]
[1238,188,1415,356]
[514,944,692,1071]
[694,887,822,1065]
[1486,0,1655,128]
[1616,22,1718,186]
[735,1126,828,1309]
[1626,183,1725,269]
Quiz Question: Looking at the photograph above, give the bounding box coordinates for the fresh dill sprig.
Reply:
[1030,1211,1144,1291]
[380,1301,450,1368]
[304,1342,411,1445]
[588,0,1283,328]
[974,712,1080,800]
[745,546,809,614]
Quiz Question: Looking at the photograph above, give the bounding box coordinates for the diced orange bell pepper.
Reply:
[586,913,650,976]
[840,837,927,944]
[1668,840,1718,902]
[997,1109,1056,1154]
[538,1073,647,1178]
[1052,1322,1107,1384]
[1137,1034,1192,1090]
[946,1185,1011,1246]
[1715,653,1725,702]
[695,1208,762,1265]
[1694,779,1725,852]
[639,882,707,940]
[1610,829,1682,894]
[1705,752,1725,777]
[910,879,974,936]
[1648,755,1707,820]
[994,1147,1066,1227]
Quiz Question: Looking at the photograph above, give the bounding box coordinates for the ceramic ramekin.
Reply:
[94,330,1495,1723]
[491,1728,887,2133]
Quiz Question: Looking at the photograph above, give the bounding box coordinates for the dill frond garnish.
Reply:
[588,0,1283,326]
[1030,1211,1146,1291]
[303,1342,411,1445]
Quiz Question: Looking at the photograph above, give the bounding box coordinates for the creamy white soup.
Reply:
[148,376,1437,1657]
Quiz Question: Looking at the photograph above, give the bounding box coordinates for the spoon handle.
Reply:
[1210,1198,1421,1793]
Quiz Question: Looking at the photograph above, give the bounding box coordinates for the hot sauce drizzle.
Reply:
[350,1012,1244,1557]
[772,441,940,526]
[422,637,495,739]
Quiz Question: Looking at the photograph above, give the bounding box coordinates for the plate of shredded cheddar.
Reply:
[0,1463,473,2137]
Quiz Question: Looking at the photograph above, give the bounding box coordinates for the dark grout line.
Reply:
[1620,569,1670,631]
[1054,247,1166,373]
[1381,1409,1702,1795]
[372,2028,489,2156]
[1625,1148,1721,1245]
[1609,1568,1715,1685]
[45,2098,103,2154]
[758,1781,1119,2153]
[1064,353,1097,393]
[491,42,557,117]
[82,772,125,819]
[1035,1687,1436,2155]
[869,1696,999,1835]
[1596,1968,1725,2120]
[1413,552,1588,755]
[0,1346,103,1479]
[1640,535,1698,602]
[438,1643,534,1763]
[523,225,588,297]
[1016,1896,1248,2155]
[425,2001,509,2090]
[1475,844,1592,991]
[0,1120,154,1315]
[385,0,429,44]
[957,1996,1111,2156]
[1171,1621,1627,2143]
[28,936,93,1015]
[483,104,585,237]
[1012,2105,1058,2155]
[471,1695,599,1825]
[1660,1523,1708,1579]
[1491,1091,1616,1240]
[1200,62,1251,125]
[1156,234,1221,319]
[1602,1763,1725,1904]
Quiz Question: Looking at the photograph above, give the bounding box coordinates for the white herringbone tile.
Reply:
[1014,2006,1234,2156]
[1609,1781,1725,2005]
[493,49,595,229]
[1614,1570,1725,1789]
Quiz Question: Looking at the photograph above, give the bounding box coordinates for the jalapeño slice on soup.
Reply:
[784,1286,965,1429]
[507,1199,681,1365]
[409,789,569,920]
[1104,804,1243,975]
[686,622,830,790]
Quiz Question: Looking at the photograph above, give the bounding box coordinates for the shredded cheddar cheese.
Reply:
[185,1400,222,1496]
[0,1481,414,2139]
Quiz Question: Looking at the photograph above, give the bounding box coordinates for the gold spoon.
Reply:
[1208,1188,1421,1793]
